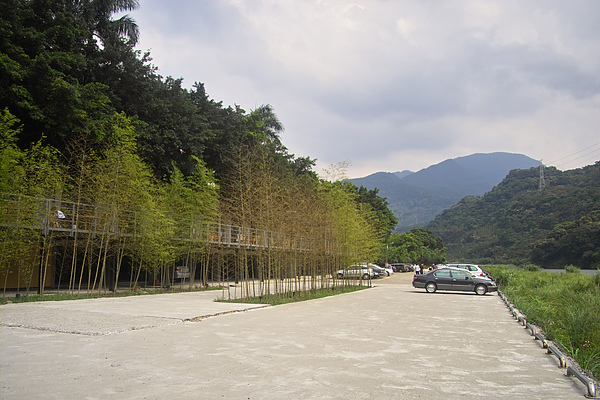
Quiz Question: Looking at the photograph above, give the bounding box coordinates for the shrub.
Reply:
[522,264,541,272]
[490,268,513,286]
[565,265,581,274]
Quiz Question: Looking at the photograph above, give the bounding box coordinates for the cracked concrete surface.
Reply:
[0,274,589,399]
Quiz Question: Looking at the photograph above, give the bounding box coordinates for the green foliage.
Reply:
[0,107,65,198]
[383,228,446,265]
[522,264,542,272]
[0,108,24,193]
[484,266,600,379]
[532,211,600,269]
[565,265,580,274]
[318,179,382,265]
[1,0,311,183]
[427,163,600,268]
[336,181,398,238]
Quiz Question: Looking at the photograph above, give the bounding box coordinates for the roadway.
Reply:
[0,273,590,399]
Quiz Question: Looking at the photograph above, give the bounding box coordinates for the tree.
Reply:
[1,0,118,150]
[532,211,600,269]
[0,109,24,193]
[0,106,65,294]
[384,229,446,265]
[162,156,218,287]
[354,184,398,236]
[83,0,140,46]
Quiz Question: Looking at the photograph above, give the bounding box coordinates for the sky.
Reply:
[126,0,600,179]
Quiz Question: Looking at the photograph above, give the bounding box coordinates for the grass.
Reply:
[0,284,223,305]
[483,265,600,380]
[0,283,369,306]
[216,284,370,306]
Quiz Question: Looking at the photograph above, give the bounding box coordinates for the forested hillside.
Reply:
[351,152,540,231]
[426,163,600,268]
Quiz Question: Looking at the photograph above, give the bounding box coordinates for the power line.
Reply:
[547,142,600,170]
[557,148,600,170]
[547,142,600,165]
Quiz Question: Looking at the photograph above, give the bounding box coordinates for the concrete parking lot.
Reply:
[0,273,589,399]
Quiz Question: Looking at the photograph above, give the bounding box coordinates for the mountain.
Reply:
[393,170,413,180]
[425,162,600,267]
[350,152,541,231]
[400,153,542,199]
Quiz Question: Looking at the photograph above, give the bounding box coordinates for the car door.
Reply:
[432,269,453,290]
[450,270,474,291]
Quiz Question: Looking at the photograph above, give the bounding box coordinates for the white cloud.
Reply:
[130,0,600,178]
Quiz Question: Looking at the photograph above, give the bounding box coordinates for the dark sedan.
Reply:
[412,268,497,295]
[391,263,413,272]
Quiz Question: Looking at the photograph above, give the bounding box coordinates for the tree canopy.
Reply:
[383,228,446,266]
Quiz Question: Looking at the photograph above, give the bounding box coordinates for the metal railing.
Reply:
[567,366,597,398]
[547,344,567,369]
[0,193,327,252]
[497,291,598,397]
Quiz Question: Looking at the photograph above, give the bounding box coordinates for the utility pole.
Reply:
[539,161,546,192]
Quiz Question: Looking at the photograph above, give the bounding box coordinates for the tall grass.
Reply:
[485,265,600,380]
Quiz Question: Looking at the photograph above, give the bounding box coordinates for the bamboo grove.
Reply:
[0,1,396,300]
[1,109,388,299]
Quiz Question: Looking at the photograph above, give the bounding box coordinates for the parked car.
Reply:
[445,263,487,278]
[370,265,387,278]
[356,262,390,277]
[381,264,394,276]
[439,266,493,283]
[174,266,190,280]
[391,263,413,272]
[336,266,374,280]
[412,268,497,295]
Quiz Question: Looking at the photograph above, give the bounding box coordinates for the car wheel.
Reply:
[362,273,370,280]
[337,273,344,279]
[425,282,437,293]
[475,284,487,295]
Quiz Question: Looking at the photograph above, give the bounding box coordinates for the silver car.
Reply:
[174,266,191,280]
[446,263,487,278]
[336,265,374,280]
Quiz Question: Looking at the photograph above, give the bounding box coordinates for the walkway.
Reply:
[0,273,589,399]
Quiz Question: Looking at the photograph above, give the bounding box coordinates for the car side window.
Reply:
[434,270,451,278]
[451,270,468,279]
